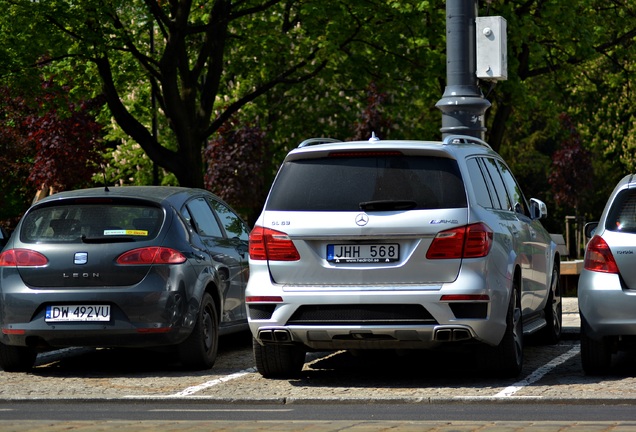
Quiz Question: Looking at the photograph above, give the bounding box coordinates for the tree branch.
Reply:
[205,54,328,136]
[525,26,636,79]
[229,0,282,21]
[94,54,181,176]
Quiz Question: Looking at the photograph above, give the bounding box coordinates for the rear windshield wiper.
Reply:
[81,235,135,244]
[359,200,417,211]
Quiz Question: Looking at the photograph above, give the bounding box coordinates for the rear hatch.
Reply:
[603,188,636,288]
[14,198,167,288]
[261,146,469,287]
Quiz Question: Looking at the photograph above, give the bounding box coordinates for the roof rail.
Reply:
[443,135,492,149]
[297,137,342,148]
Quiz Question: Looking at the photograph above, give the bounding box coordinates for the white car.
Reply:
[246,135,561,378]
[579,174,636,374]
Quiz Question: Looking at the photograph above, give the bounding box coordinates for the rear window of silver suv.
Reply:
[265,154,467,211]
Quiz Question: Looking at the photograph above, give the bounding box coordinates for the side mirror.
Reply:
[584,222,599,239]
[529,198,547,220]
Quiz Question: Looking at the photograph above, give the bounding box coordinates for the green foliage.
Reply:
[0,81,105,228]
[250,0,446,154]
[548,114,593,211]
[1,0,636,235]
[486,0,636,231]
[204,118,268,225]
[0,88,35,227]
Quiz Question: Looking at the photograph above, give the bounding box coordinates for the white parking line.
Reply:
[169,368,256,397]
[494,346,580,398]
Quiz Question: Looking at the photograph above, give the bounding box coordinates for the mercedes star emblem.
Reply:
[355,213,369,226]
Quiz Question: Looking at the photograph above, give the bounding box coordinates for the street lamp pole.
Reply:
[436,0,491,140]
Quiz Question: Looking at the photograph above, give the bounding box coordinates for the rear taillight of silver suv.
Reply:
[426,222,493,259]
[249,226,300,261]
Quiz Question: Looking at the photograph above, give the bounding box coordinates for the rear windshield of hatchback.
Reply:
[607,190,636,233]
[20,203,163,243]
[266,155,467,211]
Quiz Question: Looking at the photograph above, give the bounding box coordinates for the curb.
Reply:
[2,396,636,405]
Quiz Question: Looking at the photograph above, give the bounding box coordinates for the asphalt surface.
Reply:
[5,298,635,431]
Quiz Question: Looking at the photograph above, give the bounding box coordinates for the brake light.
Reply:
[584,235,619,273]
[249,226,300,261]
[328,151,403,157]
[116,247,186,265]
[426,223,493,259]
[0,249,48,267]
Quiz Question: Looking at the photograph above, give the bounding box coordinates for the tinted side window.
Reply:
[186,198,223,237]
[208,199,249,241]
[266,155,467,211]
[497,160,529,217]
[606,190,636,233]
[466,158,493,208]
[481,158,511,211]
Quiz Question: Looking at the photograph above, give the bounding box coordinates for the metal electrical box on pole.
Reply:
[476,16,508,81]
[435,0,490,140]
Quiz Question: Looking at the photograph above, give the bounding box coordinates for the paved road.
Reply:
[0,298,580,401]
[5,298,636,431]
[3,401,636,431]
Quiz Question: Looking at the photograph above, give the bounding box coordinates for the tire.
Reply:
[580,315,612,375]
[488,284,524,378]
[253,337,306,378]
[537,264,562,344]
[178,293,219,370]
[0,342,36,372]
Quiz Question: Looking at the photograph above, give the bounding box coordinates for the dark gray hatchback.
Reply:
[0,186,249,372]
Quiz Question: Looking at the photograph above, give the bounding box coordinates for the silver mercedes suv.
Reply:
[246,135,561,378]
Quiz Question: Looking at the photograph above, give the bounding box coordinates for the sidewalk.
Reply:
[562,296,579,338]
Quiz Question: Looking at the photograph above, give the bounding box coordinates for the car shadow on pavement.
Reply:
[26,330,254,378]
[294,345,636,393]
[298,348,498,388]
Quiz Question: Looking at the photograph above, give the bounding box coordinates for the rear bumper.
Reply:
[253,324,479,350]
[0,278,196,349]
[246,265,510,350]
[578,270,636,338]
[1,325,189,349]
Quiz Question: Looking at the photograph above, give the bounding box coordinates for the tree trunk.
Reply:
[172,139,205,188]
[487,94,512,154]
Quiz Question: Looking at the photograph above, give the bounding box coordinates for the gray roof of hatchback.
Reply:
[34,186,202,205]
